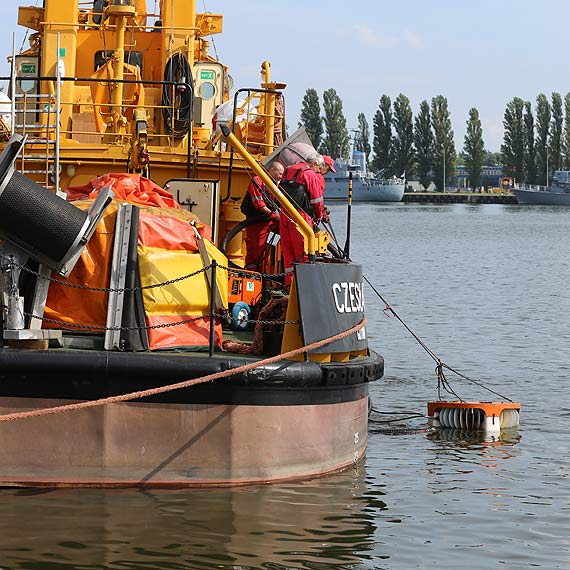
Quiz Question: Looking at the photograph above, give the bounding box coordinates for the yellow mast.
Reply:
[107,2,136,136]
[41,0,78,134]
[160,0,196,73]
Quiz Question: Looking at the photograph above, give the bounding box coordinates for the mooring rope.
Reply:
[0,318,367,423]
[363,275,512,403]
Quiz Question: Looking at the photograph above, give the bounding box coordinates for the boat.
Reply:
[0,0,383,487]
[324,150,405,202]
[514,170,570,205]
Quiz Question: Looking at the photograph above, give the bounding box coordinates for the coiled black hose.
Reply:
[162,53,193,139]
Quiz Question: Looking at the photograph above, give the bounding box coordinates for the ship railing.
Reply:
[220,87,284,202]
[515,183,547,192]
[0,74,197,183]
[230,88,285,153]
[55,5,208,34]
[375,177,406,185]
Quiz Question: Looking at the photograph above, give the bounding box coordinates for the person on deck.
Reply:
[279,154,328,286]
[241,161,284,270]
[321,155,336,176]
[318,155,336,219]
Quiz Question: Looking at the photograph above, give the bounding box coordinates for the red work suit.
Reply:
[243,175,278,268]
[279,163,326,285]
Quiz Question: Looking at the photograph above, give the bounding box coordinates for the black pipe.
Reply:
[219,218,250,257]
[343,171,353,259]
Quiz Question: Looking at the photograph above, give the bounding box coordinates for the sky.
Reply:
[0,0,568,152]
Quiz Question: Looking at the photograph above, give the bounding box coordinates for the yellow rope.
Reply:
[0,318,367,422]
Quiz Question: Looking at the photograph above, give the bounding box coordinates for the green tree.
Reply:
[463,107,485,190]
[524,101,536,184]
[298,88,323,150]
[320,88,349,159]
[535,93,551,185]
[484,151,501,167]
[563,93,570,168]
[354,112,371,164]
[392,93,415,177]
[413,99,434,189]
[549,92,563,172]
[500,97,525,182]
[431,95,456,191]
[372,95,393,175]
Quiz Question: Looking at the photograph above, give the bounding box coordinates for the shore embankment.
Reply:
[403,191,516,204]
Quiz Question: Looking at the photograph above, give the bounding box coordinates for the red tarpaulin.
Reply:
[66,173,180,209]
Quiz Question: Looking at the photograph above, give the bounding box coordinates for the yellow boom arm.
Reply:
[220,124,316,258]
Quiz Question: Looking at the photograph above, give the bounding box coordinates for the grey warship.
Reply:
[324,151,405,202]
[514,170,570,205]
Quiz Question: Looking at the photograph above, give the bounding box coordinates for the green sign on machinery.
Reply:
[21,63,36,74]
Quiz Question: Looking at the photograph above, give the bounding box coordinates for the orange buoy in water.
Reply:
[427,401,520,433]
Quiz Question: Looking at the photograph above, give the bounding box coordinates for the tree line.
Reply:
[501,93,570,186]
[299,88,486,190]
[299,88,570,191]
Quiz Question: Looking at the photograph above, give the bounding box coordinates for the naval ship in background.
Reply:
[324,150,405,202]
[514,170,570,205]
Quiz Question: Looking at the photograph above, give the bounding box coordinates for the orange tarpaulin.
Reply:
[66,173,180,209]
[44,202,116,330]
[45,188,226,350]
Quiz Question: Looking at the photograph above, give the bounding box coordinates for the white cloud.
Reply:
[402,29,423,49]
[352,24,423,49]
[352,24,391,47]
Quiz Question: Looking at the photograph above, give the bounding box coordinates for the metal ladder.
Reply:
[9,36,61,192]
[13,92,58,189]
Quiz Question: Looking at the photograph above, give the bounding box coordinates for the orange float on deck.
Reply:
[427,401,520,433]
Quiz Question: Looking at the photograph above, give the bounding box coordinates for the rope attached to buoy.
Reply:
[363,275,512,402]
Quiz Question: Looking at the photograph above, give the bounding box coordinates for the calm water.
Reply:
[2,203,570,569]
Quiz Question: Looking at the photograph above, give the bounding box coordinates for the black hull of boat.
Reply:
[0,348,383,405]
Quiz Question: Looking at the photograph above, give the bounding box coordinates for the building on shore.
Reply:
[453,165,503,190]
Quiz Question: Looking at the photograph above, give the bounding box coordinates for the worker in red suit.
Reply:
[318,154,336,210]
[241,161,284,270]
[321,155,336,176]
[279,154,329,286]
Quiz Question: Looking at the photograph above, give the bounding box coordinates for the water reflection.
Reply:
[427,427,521,447]
[426,428,521,480]
[0,467,384,570]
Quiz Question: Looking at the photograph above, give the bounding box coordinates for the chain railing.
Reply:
[0,254,296,352]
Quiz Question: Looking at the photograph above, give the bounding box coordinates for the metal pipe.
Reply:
[55,33,61,192]
[260,61,275,154]
[109,4,130,135]
[10,34,15,136]
[208,259,217,357]
[219,124,316,258]
[343,171,352,259]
